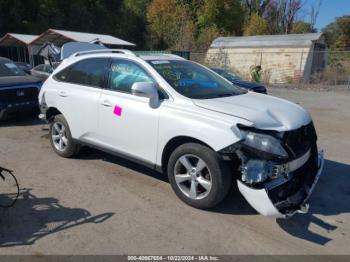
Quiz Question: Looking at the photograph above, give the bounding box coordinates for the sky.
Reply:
[304,0,350,30]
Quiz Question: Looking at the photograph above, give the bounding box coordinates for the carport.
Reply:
[30,28,135,48]
[0,33,38,65]
[27,29,136,66]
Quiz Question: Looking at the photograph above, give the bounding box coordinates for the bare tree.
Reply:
[282,0,303,33]
[309,0,322,31]
[265,0,303,34]
[243,0,271,17]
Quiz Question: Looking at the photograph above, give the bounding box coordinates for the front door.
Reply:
[98,59,161,164]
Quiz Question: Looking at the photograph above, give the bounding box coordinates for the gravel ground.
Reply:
[0,88,349,255]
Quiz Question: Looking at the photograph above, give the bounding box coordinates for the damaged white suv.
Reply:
[38,49,324,218]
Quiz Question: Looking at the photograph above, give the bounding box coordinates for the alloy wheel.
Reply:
[174,154,212,200]
[52,122,68,152]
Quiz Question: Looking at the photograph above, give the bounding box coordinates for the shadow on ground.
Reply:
[77,147,168,183]
[276,159,350,245]
[49,144,350,246]
[0,189,114,247]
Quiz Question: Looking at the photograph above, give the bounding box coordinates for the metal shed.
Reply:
[0,29,136,66]
[207,33,326,83]
[29,29,135,48]
[0,33,38,65]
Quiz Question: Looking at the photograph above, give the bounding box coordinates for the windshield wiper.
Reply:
[214,93,235,98]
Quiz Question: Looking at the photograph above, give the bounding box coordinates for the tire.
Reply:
[167,143,232,209]
[49,114,81,158]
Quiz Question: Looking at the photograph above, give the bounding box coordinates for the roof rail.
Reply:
[71,49,136,57]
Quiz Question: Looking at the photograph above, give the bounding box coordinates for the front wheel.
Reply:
[167,143,232,209]
[49,114,81,158]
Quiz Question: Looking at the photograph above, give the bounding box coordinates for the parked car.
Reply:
[39,50,324,218]
[0,57,42,120]
[14,62,33,74]
[30,64,53,80]
[211,68,267,94]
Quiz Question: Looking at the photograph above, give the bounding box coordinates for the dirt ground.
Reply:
[0,88,349,255]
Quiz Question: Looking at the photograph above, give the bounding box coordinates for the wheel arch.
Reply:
[46,107,62,122]
[160,136,214,173]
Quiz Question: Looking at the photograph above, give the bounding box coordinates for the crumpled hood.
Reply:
[193,92,311,131]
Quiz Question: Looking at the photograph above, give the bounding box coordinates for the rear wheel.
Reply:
[49,114,80,158]
[167,143,232,209]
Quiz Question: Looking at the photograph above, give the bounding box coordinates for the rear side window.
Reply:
[54,58,108,88]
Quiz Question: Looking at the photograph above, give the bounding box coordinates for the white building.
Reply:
[206,33,326,83]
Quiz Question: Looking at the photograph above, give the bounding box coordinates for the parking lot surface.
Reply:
[0,88,349,255]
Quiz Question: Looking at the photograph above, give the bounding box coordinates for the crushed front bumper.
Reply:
[237,150,324,218]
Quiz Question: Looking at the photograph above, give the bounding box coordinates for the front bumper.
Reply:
[237,150,324,218]
[0,100,39,119]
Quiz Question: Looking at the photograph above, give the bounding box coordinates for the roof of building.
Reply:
[29,29,135,47]
[0,33,38,46]
[210,33,324,48]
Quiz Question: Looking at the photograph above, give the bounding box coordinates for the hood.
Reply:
[0,75,42,88]
[193,92,311,131]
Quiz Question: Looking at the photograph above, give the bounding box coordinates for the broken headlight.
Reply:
[240,129,288,158]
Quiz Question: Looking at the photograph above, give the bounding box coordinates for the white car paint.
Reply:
[38,51,323,217]
[194,92,312,131]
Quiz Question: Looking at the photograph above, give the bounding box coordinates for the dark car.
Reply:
[14,62,33,74]
[211,68,267,94]
[30,64,53,81]
[0,57,42,120]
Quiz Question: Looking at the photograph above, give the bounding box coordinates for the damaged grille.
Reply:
[283,122,317,158]
[266,145,319,213]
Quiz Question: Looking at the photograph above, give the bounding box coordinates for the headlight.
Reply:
[240,129,288,158]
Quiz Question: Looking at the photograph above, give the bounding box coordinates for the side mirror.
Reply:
[131,82,159,108]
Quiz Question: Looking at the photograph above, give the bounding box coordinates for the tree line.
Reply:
[0,0,349,51]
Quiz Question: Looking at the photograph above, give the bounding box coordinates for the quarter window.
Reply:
[108,60,154,93]
[54,66,71,82]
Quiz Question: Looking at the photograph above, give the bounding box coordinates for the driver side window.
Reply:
[108,60,154,94]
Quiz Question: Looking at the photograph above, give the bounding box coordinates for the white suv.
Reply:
[38,50,324,217]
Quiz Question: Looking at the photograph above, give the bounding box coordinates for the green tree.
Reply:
[323,15,350,49]
[197,0,244,36]
[115,0,151,48]
[243,13,269,36]
[146,0,194,50]
[291,21,314,34]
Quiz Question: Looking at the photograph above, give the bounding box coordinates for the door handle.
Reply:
[101,100,113,107]
[59,91,68,97]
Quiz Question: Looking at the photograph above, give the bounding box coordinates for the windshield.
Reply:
[148,60,246,99]
[0,61,26,77]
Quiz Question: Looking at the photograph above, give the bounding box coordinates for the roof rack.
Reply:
[71,49,136,57]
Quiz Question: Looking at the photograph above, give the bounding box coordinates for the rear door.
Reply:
[52,57,109,142]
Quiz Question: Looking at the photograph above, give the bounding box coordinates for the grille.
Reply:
[0,87,39,104]
[283,122,317,158]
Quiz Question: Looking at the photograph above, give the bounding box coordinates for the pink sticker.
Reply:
[113,105,122,117]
